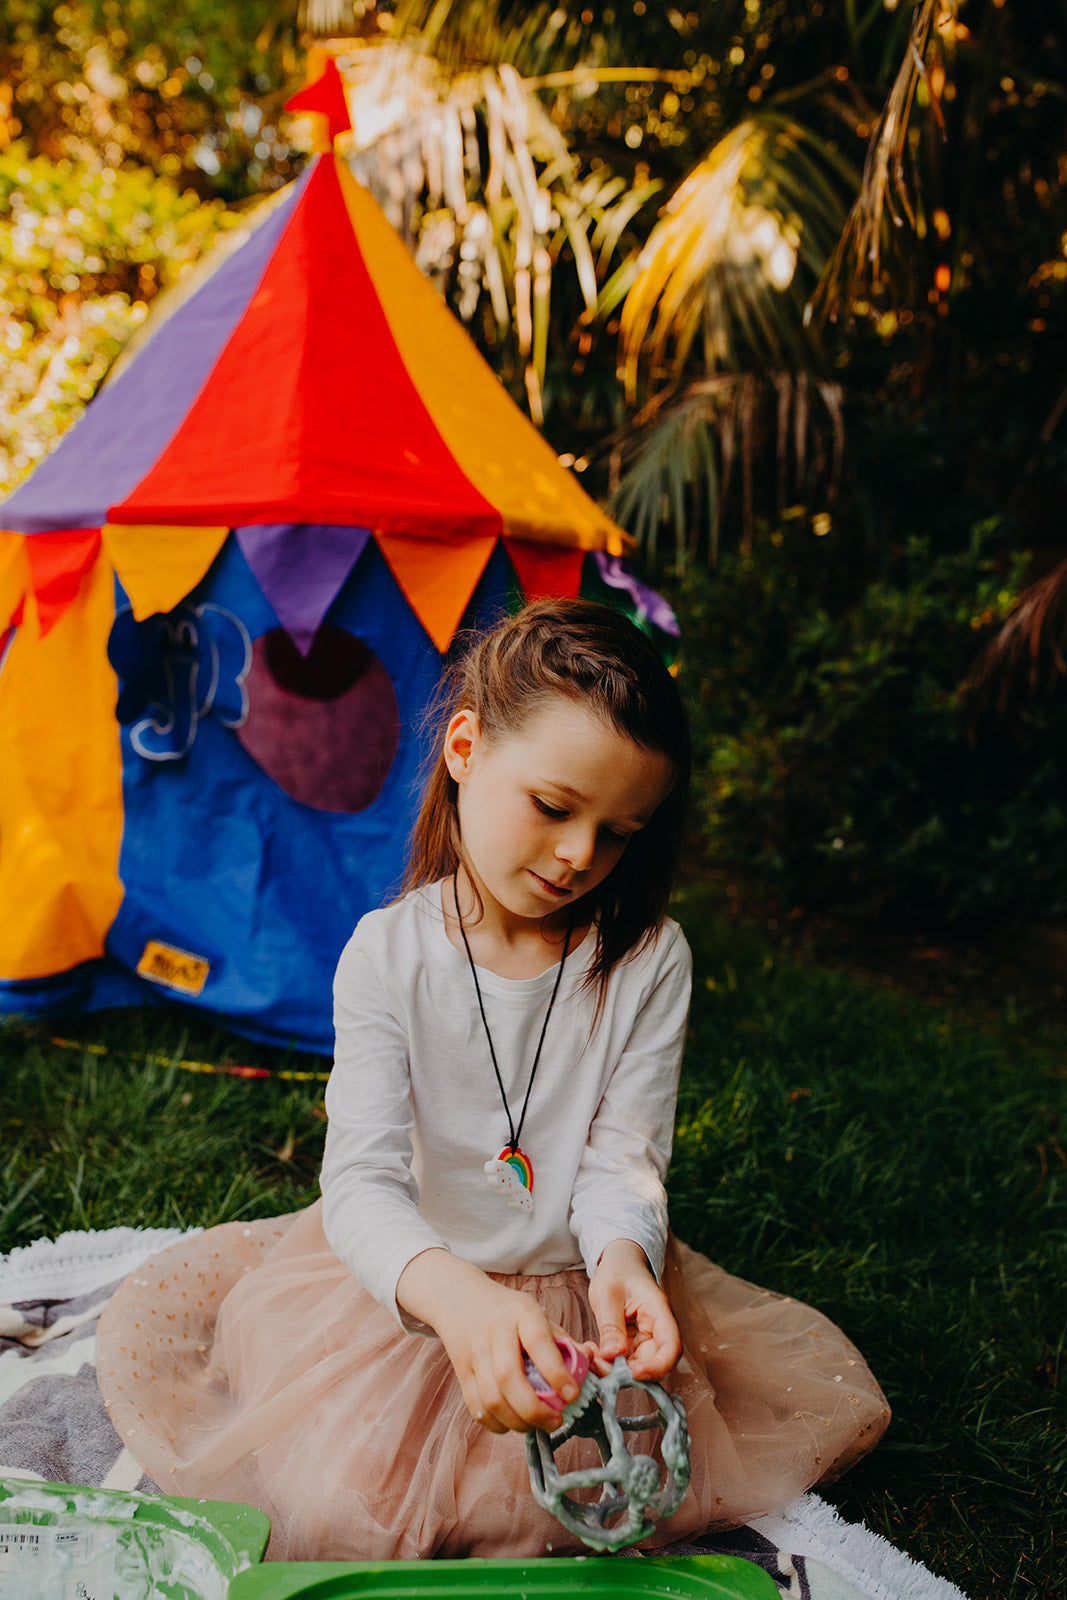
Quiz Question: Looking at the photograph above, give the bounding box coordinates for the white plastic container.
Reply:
[0,1474,269,1600]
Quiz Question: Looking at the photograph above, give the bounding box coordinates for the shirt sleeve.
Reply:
[569,923,692,1283]
[320,925,450,1330]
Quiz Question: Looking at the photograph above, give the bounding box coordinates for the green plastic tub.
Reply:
[226,1554,778,1600]
[0,1474,270,1599]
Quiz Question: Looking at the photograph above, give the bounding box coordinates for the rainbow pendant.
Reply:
[484,1145,534,1216]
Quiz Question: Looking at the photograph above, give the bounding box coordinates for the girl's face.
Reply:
[444,697,673,937]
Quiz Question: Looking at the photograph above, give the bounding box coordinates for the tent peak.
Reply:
[284,54,353,154]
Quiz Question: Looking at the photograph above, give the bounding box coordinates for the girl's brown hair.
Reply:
[402,598,691,1000]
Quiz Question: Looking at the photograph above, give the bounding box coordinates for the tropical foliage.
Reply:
[324,0,877,552]
[0,0,304,197]
[670,520,1067,930]
[4,2,1066,574]
[309,1,1067,572]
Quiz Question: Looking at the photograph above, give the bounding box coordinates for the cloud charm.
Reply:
[484,1153,534,1214]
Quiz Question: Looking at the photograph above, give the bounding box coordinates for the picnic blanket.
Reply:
[0,1227,968,1600]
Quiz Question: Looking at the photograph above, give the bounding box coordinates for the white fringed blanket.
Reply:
[0,1228,968,1600]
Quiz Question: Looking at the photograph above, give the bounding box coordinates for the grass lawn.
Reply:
[1,884,1063,1599]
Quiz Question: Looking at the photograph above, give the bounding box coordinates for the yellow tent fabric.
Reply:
[0,549,124,978]
[0,531,29,632]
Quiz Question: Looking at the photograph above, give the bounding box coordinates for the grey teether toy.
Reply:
[525,1340,691,1553]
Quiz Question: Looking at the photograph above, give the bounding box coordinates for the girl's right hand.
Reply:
[396,1249,580,1433]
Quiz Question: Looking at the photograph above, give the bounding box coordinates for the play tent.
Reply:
[0,68,675,1051]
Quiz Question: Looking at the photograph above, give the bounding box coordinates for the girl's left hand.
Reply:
[588,1238,681,1382]
[396,1247,581,1434]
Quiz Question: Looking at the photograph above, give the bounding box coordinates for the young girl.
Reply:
[98,599,889,1561]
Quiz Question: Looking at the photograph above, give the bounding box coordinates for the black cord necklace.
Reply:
[453,870,574,1218]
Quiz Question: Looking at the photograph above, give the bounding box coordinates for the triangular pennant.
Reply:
[504,539,586,604]
[110,158,500,537]
[0,530,29,632]
[24,528,102,638]
[235,524,372,654]
[377,533,497,654]
[101,524,229,620]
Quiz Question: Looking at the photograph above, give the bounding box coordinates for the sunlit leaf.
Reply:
[619,113,856,401]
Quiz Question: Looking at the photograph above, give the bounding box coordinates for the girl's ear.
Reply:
[443,709,480,785]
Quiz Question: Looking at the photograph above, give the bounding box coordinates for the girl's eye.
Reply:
[601,827,628,844]
[532,797,567,819]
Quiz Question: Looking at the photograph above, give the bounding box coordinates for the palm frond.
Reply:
[336,38,661,409]
[606,385,722,566]
[588,176,662,277]
[302,0,361,36]
[388,0,750,79]
[618,112,856,401]
[969,560,1067,711]
[607,373,845,565]
[811,0,955,321]
[389,0,596,79]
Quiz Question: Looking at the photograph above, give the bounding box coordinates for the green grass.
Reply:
[1,888,1064,1599]
[0,1010,328,1240]
[669,885,1066,1600]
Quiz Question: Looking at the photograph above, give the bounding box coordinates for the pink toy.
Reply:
[523,1336,592,1416]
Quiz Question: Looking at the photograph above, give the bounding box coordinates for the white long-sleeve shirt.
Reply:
[320,883,692,1327]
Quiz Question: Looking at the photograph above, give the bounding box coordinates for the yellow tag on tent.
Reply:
[137,939,211,996]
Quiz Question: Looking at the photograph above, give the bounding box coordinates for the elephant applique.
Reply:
[108,601,252,762]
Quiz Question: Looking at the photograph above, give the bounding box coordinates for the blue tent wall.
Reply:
[0,539,513,1051]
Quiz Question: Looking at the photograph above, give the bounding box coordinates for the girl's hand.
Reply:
[396,1249,580,1434]
[589,1238,681,1382]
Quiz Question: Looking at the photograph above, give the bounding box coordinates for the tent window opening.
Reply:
[236,625,400,813]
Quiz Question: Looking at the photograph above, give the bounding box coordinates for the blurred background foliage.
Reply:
[0,145,236,489]
[670,526,1067,931]
[3,1,1067,934]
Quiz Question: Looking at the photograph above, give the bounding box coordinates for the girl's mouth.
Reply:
[530,872,570,897]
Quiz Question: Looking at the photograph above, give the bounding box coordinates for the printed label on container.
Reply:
[136,939,211,996]
[0,1525,117,1600]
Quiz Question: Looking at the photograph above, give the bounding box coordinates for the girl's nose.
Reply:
[556,826,596,873]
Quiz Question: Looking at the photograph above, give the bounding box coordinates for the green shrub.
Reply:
[673,523,1067,929]
[0,144,237,496]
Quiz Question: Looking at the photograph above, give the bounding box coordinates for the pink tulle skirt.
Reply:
[96,1203,889,1561]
